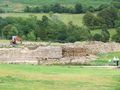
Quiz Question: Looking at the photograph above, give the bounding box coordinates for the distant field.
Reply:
[0,64,119,90]
[0,13,84,26]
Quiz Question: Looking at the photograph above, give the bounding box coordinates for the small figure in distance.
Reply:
[10,36,22,47]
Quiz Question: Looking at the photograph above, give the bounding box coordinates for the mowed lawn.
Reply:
[0,64,119,90]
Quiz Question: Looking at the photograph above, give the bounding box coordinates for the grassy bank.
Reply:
[89,52,120,66]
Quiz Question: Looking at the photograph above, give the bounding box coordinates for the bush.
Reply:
[101,26,110,42]
[27,31,36,41]
[112,27,120,42]
[75,3,83,13]
[93,33,102,41]
[3,24,18,39]
[97,6,119,28]
[83,12,101,29]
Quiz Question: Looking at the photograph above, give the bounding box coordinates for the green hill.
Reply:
[0,0,113,12]
[3,0,113,6]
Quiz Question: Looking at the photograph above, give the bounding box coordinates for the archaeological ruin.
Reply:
[0,41,120,64]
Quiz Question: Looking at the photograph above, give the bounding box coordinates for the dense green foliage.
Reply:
[101,27,110,42]
[112,27,120,42]
[24,3,107,14]
[83,6,119,29]
[24,3,84,14]
[0,15,91,42]
[0,0,113,13]
[0,0,112,6]
[0,6,120,43]
[0,1,120,43]
[83,6,120,42]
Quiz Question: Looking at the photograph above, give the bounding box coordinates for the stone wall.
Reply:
[0,41,120,64]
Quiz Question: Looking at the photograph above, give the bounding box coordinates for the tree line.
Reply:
[24,3,110,14]
[1,5,120,43]
[0,15,92,43]
[23,1,120,14]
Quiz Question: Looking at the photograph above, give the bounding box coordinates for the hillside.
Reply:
[0,13,84,26]
[0,13,117,39]
[0,0,113,6]
[0,0,113,12]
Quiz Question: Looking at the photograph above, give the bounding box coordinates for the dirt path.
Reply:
[82,66,119,68]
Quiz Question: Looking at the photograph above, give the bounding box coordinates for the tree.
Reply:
[87,6,95,12]
[0,17,8,38]
[93,33,102,41]
[36,15,49,41]
[101,25,110,42]
[97,6,119,28]
[83,12,101,29]
[27,31,36,41]
[75,3,83,13]
[24,6,31,12]
[51,3,62,13]
[3,24,18,39]
[112,27,120,42]
[66,22,92,42]
[0,8,4,13]
[97,4,109,11]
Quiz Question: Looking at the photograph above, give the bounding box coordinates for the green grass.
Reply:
[89,52,120,66]
[0,64,119,90]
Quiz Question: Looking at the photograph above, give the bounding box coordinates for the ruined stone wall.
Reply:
[0,46,62,64]
[0,41,120,64]
[62,46,89,57]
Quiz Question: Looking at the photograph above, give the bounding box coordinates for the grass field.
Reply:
[0,64,119,90]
